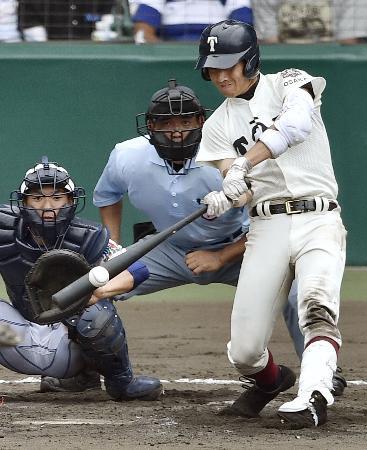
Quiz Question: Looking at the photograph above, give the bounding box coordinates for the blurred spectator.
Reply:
[252,0,367,44]
[0,0,21,42]
[130,0,253,43]
[18,0,115,41]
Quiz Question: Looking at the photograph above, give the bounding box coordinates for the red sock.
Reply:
[305,336,339,354]
[252,350,280,390]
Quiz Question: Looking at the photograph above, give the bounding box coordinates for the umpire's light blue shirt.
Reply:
[93,136,249,250]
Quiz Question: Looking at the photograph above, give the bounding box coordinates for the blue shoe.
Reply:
[105,375,163,401]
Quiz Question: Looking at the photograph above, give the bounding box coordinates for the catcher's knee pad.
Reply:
[75,300,126,355]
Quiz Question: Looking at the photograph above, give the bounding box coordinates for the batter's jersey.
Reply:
[131,0,253,40]
[196,68,339,207]
[93,136,248,250]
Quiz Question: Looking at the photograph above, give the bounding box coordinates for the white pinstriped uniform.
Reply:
[196,69,346,404]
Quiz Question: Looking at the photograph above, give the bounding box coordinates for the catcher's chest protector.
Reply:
[0,206,109,321]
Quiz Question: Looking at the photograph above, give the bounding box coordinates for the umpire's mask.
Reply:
[136,79,207,175]
[10,156,86,250]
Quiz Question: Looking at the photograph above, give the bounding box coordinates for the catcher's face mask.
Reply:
[10,156,86,249]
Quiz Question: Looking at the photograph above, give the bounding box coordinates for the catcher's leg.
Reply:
[0,300,84,377]
[73,299,163,401]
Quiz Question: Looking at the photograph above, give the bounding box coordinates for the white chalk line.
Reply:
[0,376,366,386]
[13,419,126,426]
[2,377,366,427]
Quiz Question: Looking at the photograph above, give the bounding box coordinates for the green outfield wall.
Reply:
[0,43,366,264]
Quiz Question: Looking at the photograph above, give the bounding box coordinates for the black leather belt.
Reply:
[251,199,337,217]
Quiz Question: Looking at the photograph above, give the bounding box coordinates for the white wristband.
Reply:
[231,156,253,176]
[259,128,288,158]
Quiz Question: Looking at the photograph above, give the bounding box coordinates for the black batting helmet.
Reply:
[10,156,85,249]
[136,79,206,174]
[195,20,260,81]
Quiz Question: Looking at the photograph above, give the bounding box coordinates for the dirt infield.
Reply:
[0,297,366,449]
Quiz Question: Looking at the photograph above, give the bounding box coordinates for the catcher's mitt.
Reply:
[25,249,92,325]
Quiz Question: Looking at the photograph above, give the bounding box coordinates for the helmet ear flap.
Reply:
[243,51,260,79]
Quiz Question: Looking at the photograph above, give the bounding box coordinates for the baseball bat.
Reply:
[53,205,208,310]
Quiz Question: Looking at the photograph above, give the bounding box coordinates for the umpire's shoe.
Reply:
[278,390,327,427]
[105,374,163,401]
[332,367,347,397]
[220,365,296,418]
[40,370,101,393]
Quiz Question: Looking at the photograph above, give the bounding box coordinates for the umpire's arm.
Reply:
[99,201,123,243]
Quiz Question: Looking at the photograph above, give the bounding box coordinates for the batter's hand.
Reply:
[222,166,250,205]
[202,191,232,217]
[222,156,253,205]
[185,250,223,274]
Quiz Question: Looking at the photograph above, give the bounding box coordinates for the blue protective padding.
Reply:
[76,299,125,355]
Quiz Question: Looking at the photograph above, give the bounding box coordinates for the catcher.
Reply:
[0,156,162,401]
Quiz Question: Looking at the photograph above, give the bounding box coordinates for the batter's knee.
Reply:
[227,340,268,375]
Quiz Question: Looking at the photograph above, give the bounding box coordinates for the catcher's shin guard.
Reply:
[74,300,162,401]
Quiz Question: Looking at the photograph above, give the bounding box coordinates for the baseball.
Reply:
[88,266,110,288]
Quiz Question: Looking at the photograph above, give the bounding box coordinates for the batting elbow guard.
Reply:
[260,88,314,158]
[126,260,150,289]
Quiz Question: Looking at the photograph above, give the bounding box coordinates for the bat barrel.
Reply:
[53,205,207,310]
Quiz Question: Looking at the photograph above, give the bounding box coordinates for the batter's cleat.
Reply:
[105,375,163,401]
[40,370,101,393]
[219,365,296,418]
[278,390,328,428]
[332,367,347,397]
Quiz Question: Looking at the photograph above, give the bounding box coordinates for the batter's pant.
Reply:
[228,210,346,375]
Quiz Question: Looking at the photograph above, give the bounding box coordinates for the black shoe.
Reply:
[220,365,296,418]
[332,367,347,397]
[105,375,163,401]
[278,390,328,428]
[40,370,101,393]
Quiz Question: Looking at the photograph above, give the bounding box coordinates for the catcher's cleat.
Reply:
[219,365,296,418]
[105,375,163,401]
[0,323,21,347]
[278,390,328,427]
[332,367,347,397]
[40,370,101,393]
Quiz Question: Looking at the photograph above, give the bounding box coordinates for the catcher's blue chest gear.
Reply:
[0,205,109,321]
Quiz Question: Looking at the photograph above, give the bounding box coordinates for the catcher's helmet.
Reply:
[136,79,206,174]
[195,20,260,81]
[10,156,85,248]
